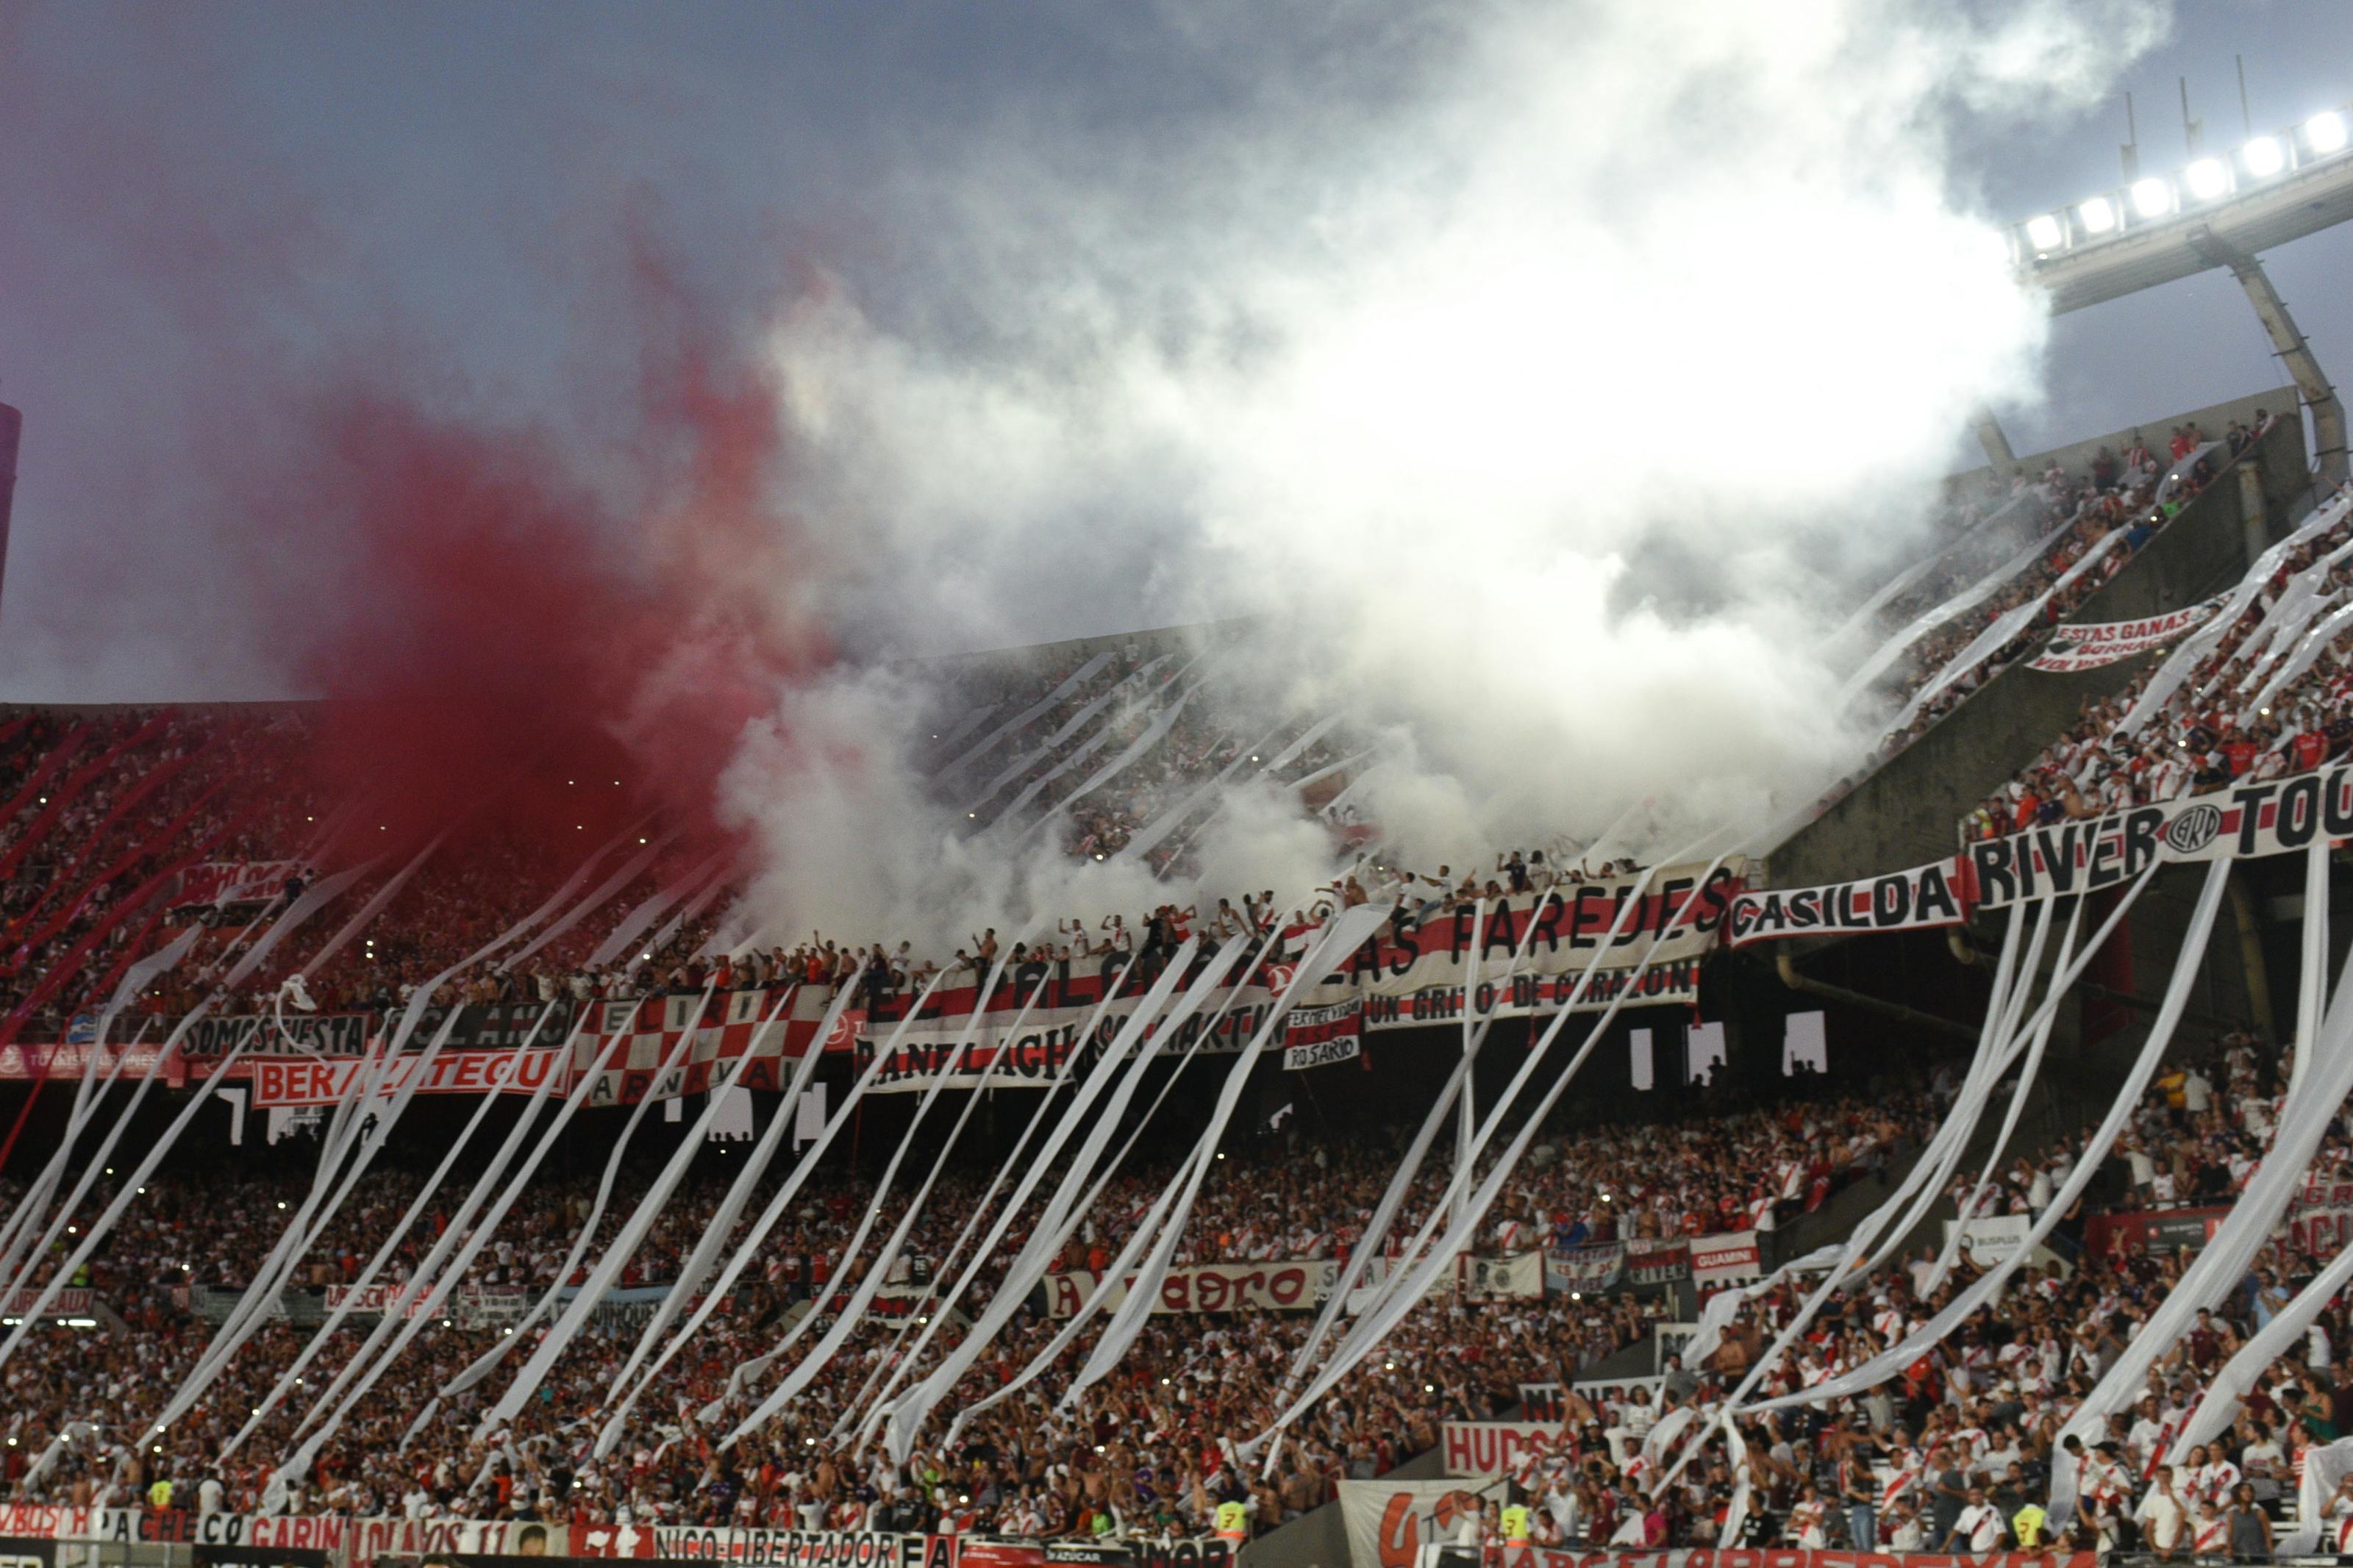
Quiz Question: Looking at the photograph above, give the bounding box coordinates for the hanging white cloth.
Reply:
[422,995,696,1422]
[2242,601,2353,723]
[1257,853,1733,1461]
[0,1000,240,1375]
[1835,504,2070,707]
[2115,485,2353,738]
[850,937,1257,1444]
[718,971,1070,1447]
[1668,898,2043,1416]
[299,835,444,973]
[704,963,1059,1433]
[145,998,481,1445]
[587,853,728,970]
[2296,836,2329,1096]
[945,1140,1210,1450]
[1322,848,1732,1352]
[1882,525,2127,732]
[879,933,1278,1463]
[1115,719,1293,862]
[478,985,732,1431]
[1920,901,2082,1296]
[1055,903,1398,1411]
[593,986,813,1402]
[273,1000,632,1461]
[0,921,201,1290]
[2121,867,2352,1473]
[1742,862,2229,1417]
[935,651,1117,783]
[1026,682,1205,832]
[1284,892,1560,1385]
[224,1000,565,1457]
[2053,910,2353,1521]
[603,962,971,1420]
[829,1019,1113,1439]
[499,832,677,970]
[291,998,655,1461]
[685,939,1037,1424]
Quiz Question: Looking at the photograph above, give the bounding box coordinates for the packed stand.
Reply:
[1859,417,2278,766]
[1475,1023,2341,1556]
[0,1063,1958,1534]
[1968,458,2353,840]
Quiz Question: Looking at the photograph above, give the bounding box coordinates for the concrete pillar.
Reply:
[1970,404,2017,471]
[2238,459,2272,564]
[2189,229,2349,491]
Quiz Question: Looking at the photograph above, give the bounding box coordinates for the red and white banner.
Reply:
[2028,598,2222,673]
[856,1027,1087,1095]
[1282,993,1363,1070]
[1338,1479,1506,1568]
[1688,1229,1763,1288]
[1283,989,1363,1070]
[1724,860,1968,947]
[0,1042,179,1084]
[1043,1259,1338,1317]
[0,1511,344,1550]
[571,1525,994,1567]
[171,861,300,912]
[1626,1237,1691,1285]
[579,986,838,1105]
[249,1048,564,1108]
[2290,1177,2353,1255]
[1441,1422,1573,1479]
[0,1288,92,1318]
[1966,758,2353,909]
[321,1284,435,1318]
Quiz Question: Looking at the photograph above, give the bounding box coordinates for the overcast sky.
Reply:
[3,1,2349,701]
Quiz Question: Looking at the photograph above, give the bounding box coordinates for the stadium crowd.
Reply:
[1865,416,2281,766]
[0,1069,1940,1533]
[0,415,2340,1550]
[1965,463,2353,839]
[1469,1018,2352,1557]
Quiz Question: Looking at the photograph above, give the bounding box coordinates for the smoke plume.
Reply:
[723,0,2168,935]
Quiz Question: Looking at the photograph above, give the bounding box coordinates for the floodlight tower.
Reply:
[2007,99,2353,489]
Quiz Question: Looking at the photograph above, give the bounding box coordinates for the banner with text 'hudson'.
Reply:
[1441,1422,1574,1478]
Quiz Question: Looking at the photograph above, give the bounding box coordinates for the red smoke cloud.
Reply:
[292,329,827,869]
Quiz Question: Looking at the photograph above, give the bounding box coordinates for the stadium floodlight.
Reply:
[2243,136,2287,178]
[2185,157,2231,199]
[2309,112,2349,155]
[2024,212,2064,251]
[2078,196,2118,235]
[2129,177,2172,218]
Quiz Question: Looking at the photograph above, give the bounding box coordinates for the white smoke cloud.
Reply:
[726,0,2168,934]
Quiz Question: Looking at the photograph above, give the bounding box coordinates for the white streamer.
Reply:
[224,1000,564,1458]
[1741,861,2229,1416]
[1057,903,1397,1411]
